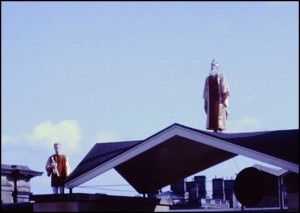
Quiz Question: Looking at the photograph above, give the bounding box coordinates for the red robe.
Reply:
[203,72,230,131]
[45,154,71,187]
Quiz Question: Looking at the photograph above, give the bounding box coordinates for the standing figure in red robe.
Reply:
[203,59,230,132]
[45,142,71,194]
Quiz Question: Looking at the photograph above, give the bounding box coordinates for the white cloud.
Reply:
[25,120,82,153]
[2,119,84,184]
[1,135,18,145]
[2,120,125,173]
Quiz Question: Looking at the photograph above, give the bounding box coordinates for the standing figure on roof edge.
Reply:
[203,59,230,132]
[45,142,72,194]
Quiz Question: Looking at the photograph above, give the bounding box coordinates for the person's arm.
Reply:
[203,78,209,114]
[65,156,72,176]
[45,157,52,177]
[220,75,230,107]
[222,92,229,107]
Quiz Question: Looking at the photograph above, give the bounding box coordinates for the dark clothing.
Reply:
[208,75,220,129]
[46,154,69,187]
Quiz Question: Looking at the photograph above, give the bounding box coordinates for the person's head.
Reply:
[211,59,219,70]
[53,143,62,155]
[210,59,219,76]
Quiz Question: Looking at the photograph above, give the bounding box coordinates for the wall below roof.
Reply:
[31,193,172,212]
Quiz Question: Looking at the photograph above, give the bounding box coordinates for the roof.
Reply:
[65,123,298,194]
[155,191,183,200]
[1,164,43,177]
[67,140,141,182]
[251,164,289,177]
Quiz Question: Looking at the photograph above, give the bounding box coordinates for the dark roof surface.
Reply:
[66,123,298,194]
[114,135,236,193]
[68,140,141,180]
[1,164,43,177]
[176,124,299,164]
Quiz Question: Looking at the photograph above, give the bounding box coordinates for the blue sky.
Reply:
[2,2,298,196]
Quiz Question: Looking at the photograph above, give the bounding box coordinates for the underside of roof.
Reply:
[65,123,298,194]
[115,135,236,193]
